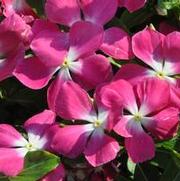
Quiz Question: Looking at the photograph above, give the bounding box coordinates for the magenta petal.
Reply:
[31,30,69,67]
[0,148,24,176]
[30,19,59,41]
[142,107,179,140]
[81,0,118,25]
[136,78,170,115]
[68,21,103,60]
[54,81,94,120]
[118,0,147,12]
[0,45,24,81]
[132,27,165,68]
[100,79,137,113]
[45,0,81,26]
[0,124,25,147]
[71,54,112,90]
[100,27,134,60]
[1,14,32,46]
[84,130,120,167]
[47,71,67,112]
[13,57,56,89]
[2,0,36,21]
[24,109,56,136]
[114,63,149,85]
[52,125,92,158]
[164,32,180,74]
[125,131,155,163]
[42,164,65,181]
[170,86,180,109]
[114,116,135,137]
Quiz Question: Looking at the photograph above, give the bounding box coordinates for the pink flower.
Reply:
[0,110,58,176]
[45,0,133,60]
[14,21,112,112]
[41,164,65,181]
[45,0,118,27]
[118,0,147,12]
[1,0,37,23]
[114,27,180,108]
[51,81,120,167]
[100,78,179,163]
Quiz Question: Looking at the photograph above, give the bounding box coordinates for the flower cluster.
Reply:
[0,0,179,180]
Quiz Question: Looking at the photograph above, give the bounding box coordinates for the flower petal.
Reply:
[47,69,72,112]
[125,131,155,163]
[42,164,65,181]
[114,63,150,85]
[31,30,69,67]
[84,130,120,167]
[80,0,118,25]
[0,124,26,147]
[54,81,94,120]
[24,109,56,136]
[1,0,37,22]
[100,79,138,113]
[68,21,103,60]
[45,0,81,26]
[30,19,59,41]
[100,27,134,60]
[0,45,24,81]
[114,116,137,137]
[52,125,93,158]
[0,148,25,176]
[118,0,146,12]
[71,54,112,90]
[164,31,180,74]
[132,27,165,68]
[136,78,170,115]
[13,56,56,89]
[142,107,179,139]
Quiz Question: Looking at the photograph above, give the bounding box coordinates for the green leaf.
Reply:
[119,3,156,29]
[160,152,180,181]
[0,175,9,181]
[134,164,148,181]
[9,151,60,181]
[127,158,136,175]
[156,129,180,153]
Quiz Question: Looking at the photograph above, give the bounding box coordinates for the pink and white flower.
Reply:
[0,110,58,176]
[45,0,118,27]
[51,81,120,167]
[14,21,112,112]
[114,27,180,107]
[100,78,179,163]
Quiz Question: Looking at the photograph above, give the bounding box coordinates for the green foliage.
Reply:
[9,151,60,181]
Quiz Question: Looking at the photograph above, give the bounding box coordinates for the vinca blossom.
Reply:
[0,110,58,176]
[51,81,120,167]
[114,27,180,107]
[46,0,133,60]
[45,0,118,27]
[99,78,179,162]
